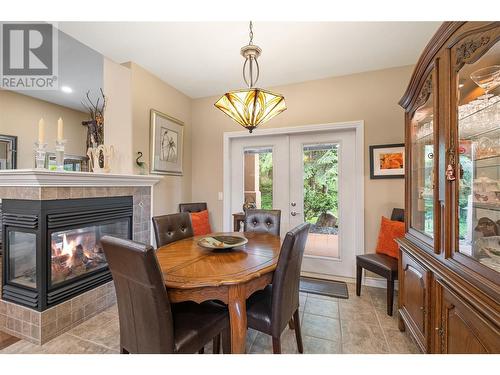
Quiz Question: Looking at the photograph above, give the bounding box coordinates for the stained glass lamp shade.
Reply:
[214,22,286,133]
[215,88,286,133]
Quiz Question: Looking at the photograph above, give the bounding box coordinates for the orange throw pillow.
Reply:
[375,216,405,259]
[190,210,212,236]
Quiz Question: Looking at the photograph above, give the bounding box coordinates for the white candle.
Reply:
[38,118,45,144]
[57,117,64,141]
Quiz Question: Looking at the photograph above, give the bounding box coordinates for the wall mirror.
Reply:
[0,135,17,170]
[0,23,104,169]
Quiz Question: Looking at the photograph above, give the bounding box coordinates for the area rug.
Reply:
[299,277,349,299]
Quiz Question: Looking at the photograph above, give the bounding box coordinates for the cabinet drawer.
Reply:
[436,280,499,353]
[399,250,431,352]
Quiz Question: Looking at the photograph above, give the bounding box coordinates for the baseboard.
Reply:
[364,276,399,291]
[301,271,399,290]
[301,271,355,284]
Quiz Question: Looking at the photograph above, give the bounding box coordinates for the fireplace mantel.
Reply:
[0,169,162,187]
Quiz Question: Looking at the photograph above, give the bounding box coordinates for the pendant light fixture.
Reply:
[214,22,287,133]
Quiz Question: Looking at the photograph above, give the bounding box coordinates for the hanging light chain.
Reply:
[249,21,254,45]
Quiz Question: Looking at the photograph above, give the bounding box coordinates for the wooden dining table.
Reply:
[155,232,281,354]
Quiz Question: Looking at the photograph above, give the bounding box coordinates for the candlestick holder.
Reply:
[34,142,47,169]
[55,139,66,172]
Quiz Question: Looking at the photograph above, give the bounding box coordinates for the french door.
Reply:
[228,125,361,279]
[289,130,357,278]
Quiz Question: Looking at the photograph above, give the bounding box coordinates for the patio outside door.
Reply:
[227,124,362,279]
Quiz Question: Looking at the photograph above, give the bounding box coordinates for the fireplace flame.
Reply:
[62,234,76,256]
[51,230,107,284]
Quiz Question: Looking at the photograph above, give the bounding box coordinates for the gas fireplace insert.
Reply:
[1,196,132,311]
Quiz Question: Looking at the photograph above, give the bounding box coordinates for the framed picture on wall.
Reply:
[369,143,405,179]
[150,109,184,175]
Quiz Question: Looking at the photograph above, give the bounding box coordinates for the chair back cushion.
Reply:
[375,216,405,259]
[244,209,281,236]
[179,202,207,213]
[390,208,405,222]
[271,222,310,336]
[152,212,194,248]
[100,236,175,353]
[190,210,212,236]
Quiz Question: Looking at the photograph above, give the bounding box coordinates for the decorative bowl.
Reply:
[470,65,500,94]
[198,235,248,250]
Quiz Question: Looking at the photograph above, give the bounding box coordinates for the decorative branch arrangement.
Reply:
[81,88,106,151]
[81,89,107,169]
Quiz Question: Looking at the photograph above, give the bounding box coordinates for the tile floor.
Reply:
[0,284,419,354]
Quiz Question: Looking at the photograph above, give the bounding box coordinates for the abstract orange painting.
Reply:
[379,152,404,169]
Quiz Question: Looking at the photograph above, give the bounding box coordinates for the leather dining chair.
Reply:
[355,208,404,316]
[101,236,229,354]
[179,202,207,213]
[244,209,281,236]
[245,222,310,354]
[152,212,194,248]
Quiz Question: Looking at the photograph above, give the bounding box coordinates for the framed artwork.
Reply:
[369,143,405,179]
[150,109,184,175]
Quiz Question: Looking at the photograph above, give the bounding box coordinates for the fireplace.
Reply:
[2,196,132,311]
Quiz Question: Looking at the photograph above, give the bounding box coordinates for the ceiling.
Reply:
[58,22,442,98]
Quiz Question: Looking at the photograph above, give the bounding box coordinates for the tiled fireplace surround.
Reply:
[0,171,161,345]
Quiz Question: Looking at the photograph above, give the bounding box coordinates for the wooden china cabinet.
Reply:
[398,22,500,354]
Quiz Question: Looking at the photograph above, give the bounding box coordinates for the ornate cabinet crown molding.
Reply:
[413,74,433,113]
[455,36,491,69]
[451,22,500,71]
[399,22,464,109]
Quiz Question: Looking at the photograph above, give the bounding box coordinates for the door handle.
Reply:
[291,211,300,216]
[291,202,296,207]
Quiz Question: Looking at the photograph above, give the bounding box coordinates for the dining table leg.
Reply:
[228,284,247,354]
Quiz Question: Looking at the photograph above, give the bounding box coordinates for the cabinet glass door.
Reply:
[456,41,500,274]
[410,73,435,240]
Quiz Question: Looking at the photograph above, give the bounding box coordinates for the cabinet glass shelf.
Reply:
[457,61,499,274]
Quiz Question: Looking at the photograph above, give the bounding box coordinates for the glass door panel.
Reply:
[50,219,130,286]
[229,135,289,233]
[410,74,435,239]
[302,143,339,259]
[243,147,273,210]
[8,231,37,288]
[456,41,500,273]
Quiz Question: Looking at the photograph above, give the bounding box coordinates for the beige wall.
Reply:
[191,65,412,254]
[124,62,192,216]
[0,89,87,168]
